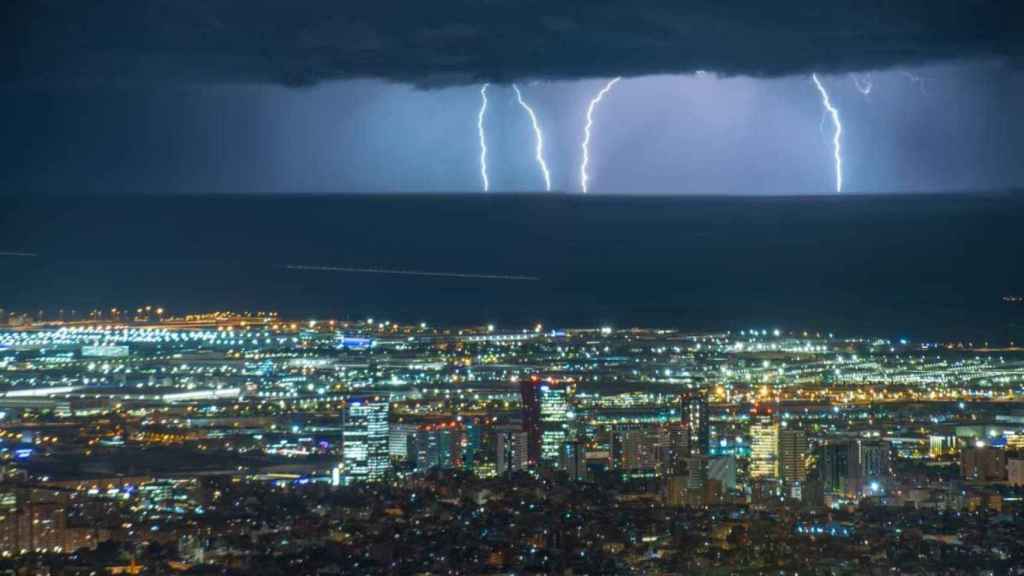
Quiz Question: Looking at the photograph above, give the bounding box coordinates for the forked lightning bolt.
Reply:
[512,84,552,192]
[811,74,843,193]
[478,83,490,192]
[850,73,873,96]
[580,77,621,194]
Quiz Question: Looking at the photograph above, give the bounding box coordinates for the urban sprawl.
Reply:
[1,309,1023,575]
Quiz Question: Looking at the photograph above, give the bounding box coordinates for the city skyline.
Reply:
[1,316,1023,572]
[2,3,1023,573]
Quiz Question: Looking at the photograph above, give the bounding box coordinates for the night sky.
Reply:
[2,1,1023,196]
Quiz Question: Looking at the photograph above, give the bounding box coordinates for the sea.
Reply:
[1,192,1022,343]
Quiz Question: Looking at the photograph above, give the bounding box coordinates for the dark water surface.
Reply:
[1,192,1022,341]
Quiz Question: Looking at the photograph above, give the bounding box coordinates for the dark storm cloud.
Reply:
[4,0,1021,86]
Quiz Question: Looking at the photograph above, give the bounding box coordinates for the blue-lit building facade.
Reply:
[340,396,391,484]
[539,379,575,466]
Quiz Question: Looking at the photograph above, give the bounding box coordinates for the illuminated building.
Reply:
[681,391,709,456]
[0,488,94,555]
[138,480,192,513]
[749,404,779,479]
[929,434,956,457]
[496,429,529,474]
[341,396,391,484]
[708,455,737,490]
[817,439,892,497]
[533,377,576,466]
[778,429,808,483]
[389,423,418,459]
[856,439,892,494]
[412,423,464,472]
[618,423,692,475]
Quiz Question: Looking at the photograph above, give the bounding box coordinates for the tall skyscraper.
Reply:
[389,422,418,460]
[560,440,588,482]
[341,396,391,484]
[539,379,575,465]
[681,391,709,456]
[520,377,542,465]
[817,439,892,497]
[659,423,690,475]
[778,429,809,483]
[856,439,892,494]
[412,423,465,472]
[462,417,483,471]
[521,375,575,466]
[818,442,853,496]
[496,429,530,474]
[749,403,779,479]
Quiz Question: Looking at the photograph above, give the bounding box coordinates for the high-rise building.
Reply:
[496,429,530,475]
[462,417,483,471]
[778,429,809,483]
[856,439,892,494]
[817,439,892,497]
[749,404,779,479]
[520,377,542,465]
[708,455,738,491]
[539,379,575,465]
[521,376,576,467]
[961,444,1007,482]
[560,440,588,482]
[685,456,709,490]
[341,396,391,484]
[389,422,418,460]
[412,423,464,472]
[817,442,852,496]
[681,391,709,456]
[620,428,660,471]
[0,488,94,555]
[660,423,691,475]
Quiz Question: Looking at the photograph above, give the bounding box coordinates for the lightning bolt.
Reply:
[811,73,843,193]
[580,77,621,194]
[512,84,552,192]
[478,83,490,192]
[850,73,872,96]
